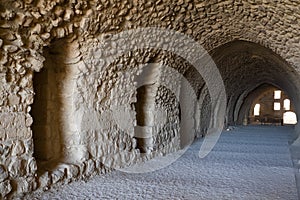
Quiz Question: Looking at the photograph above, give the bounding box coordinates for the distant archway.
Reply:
[210,40,300,129]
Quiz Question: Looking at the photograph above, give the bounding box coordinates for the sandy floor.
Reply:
[27,126,298,200]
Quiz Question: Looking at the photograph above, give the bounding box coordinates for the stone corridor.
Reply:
[1,1,300,198]
[26,126,298,199]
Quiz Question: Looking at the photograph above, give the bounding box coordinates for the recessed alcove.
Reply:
[31,44,64,168]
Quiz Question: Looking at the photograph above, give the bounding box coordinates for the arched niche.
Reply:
[31,38,84,172]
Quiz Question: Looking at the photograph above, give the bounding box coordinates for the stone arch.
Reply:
[209,40,300,131]
[236,83,276,125]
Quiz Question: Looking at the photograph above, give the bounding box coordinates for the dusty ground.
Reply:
[27,126,298,200]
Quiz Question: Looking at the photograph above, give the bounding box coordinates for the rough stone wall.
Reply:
[0,0,300,198]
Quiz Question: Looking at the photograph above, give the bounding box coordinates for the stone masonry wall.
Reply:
[0,0,300,198]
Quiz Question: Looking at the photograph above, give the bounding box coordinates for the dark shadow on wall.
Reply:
[200,89,211,136]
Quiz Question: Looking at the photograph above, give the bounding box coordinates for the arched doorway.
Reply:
[283,111,297,125]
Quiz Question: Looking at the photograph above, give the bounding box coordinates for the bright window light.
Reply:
[274,90,281,99]
[283,111,297,124]
[274,102,281,111]
[254,104,260,116]
[284,99,290,110]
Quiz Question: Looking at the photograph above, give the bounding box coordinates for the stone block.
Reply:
[64,164,80,179]
[0,113,14,128]
[38,172,51,188]
[8,157,26,178]
[0,180,12,198]
[14,114,26,128]
[16,177,37,194]
[51,169,65,184]
[18,128,32,140]
[26,158,37,175]
[6,128,18,139]
[11,140,25,156]
[84,160,95,176]
[0,165,8,182]
[0,129,6,140]
[8,94,20,106]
